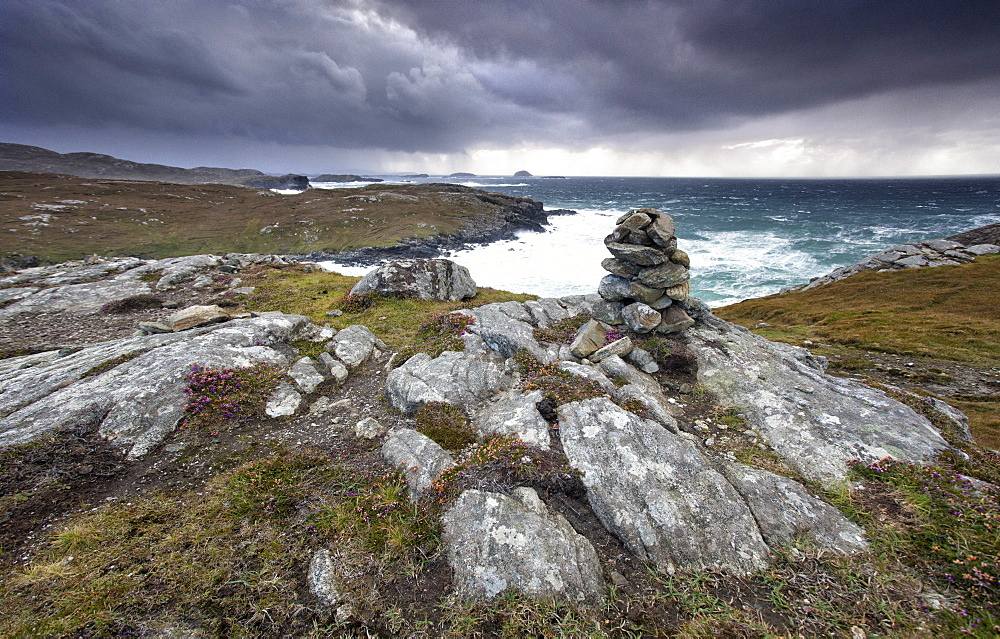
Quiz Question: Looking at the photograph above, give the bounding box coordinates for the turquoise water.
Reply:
[318,176,1000,306]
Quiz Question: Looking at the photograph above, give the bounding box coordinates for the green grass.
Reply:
[717,255,1000,364]
[414,402,479,452]
[236,263,535,350]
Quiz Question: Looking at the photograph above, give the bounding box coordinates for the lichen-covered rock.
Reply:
[331,325,378,368]
[558,398,769,575]
[386,351,511,415]
[265,382,302,417]
[473,390,551,449]
[605,242,665,267]
[598,274,632,302]
[0,277,153,316]
[0,314,314,457]
[460,303,548,360]
[601,257,640,278]
[308,549,345,608]
[590,337,634,363]
[317,352,349,383]
[685,314,949,485]
[637,261,688,289]
[354,416,387,439]
[350,258,476,301]
[643,210,676,247]
[382,428,454,499]
[288,357,326,393]
[443,487,605,602]
[719,463,868,555]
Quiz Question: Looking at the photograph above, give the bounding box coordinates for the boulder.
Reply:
[331,325,379,368]
[685,314,949,485]
[350,258,476,301]
[265,382,302,417]
[288,357,326,393]
[354,417,387,439]
[558,398,769,575]
[473,390,551,449]
[386,351,511,416]
[382,428,454,500]
[308,549,346,608]
[442,487,605,602]
[169,305,230,331]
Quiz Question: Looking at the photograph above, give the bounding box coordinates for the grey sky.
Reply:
[2,0,998,176]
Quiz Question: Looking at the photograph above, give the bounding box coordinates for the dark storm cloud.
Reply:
[2,0,998,154]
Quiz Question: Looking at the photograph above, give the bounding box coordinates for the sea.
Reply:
[309,175,1000,307]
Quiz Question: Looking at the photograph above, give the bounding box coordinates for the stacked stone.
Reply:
[597,208,695,335]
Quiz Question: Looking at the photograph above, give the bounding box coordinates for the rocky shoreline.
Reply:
[298,196,576,268]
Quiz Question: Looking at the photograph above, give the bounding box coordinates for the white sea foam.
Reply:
[456,182,529,188]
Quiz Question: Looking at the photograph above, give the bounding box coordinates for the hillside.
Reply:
[0,171,547,264]
[716,254,1000,448]
[0,242,997,635]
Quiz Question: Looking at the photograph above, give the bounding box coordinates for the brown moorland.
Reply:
[0,171,530,263]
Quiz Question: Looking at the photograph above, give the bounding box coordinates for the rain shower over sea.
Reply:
[316,176,1000,307]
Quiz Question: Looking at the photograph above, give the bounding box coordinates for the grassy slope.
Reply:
[716,255,1000,448]
[0,171,519,262]
[2,260,1000,635]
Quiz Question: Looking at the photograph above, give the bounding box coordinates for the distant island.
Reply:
[402,174,429,179]
[513,170,533,177]
[541,175,567,179]
[312,174,383,183]
[447,172,476,178]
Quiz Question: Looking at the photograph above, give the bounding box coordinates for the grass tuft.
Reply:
[99,294,163,313]
[414,402,478,452]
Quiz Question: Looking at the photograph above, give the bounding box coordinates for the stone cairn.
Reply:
[597,208,695,335]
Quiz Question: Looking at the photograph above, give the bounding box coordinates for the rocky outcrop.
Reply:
[386,350,512,416]
[684,314,949,485]
[349,258,476,301]
[311,187,566,268]
[0,314,317,457]
[794,237,1000,291]
[442,487,604,602]
[558,398,770,575]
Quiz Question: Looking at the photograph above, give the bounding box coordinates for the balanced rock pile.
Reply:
[597,208,695,334]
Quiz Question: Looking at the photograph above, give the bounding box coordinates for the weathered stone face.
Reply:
[621,302,662,333]
[442,488,605,602]
[605,242,666,267]
[350,258,476,301]
[601,258,640,278]
[598,274,632,302]
[656,305,695,334]
[644,211,676,247]
[637,261,689,289]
